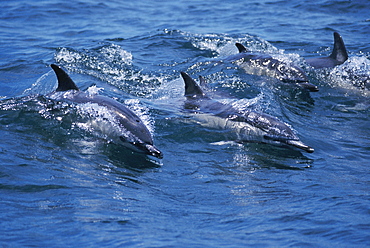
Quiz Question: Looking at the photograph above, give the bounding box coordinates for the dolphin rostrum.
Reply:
[224,43,318,92]
[180,72,314,153]
[305,32,348,69]
[50,64,163,158]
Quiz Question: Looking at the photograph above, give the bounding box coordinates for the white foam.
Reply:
[124,98,155,134]
[86,85,103,96]
[54,47,82,64]
[321,56,370,96]
[210,141,238,146]
[23,70,57,95]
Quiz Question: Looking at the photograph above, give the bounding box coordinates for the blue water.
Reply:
[1,0,370,247]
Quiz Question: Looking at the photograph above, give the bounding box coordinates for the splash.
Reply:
[54,44,165,97]
[86,85,103,96]
[23,70,57,96]
[124,98,155,134]
[73,102,124,141]
[55,44,132,67]
[315,56,370,96]
[182,32,282,57]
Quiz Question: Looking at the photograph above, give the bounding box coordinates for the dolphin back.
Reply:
[231,43,317,90]
[50,64,79,91]
[306,32,348,69]
[91,95,154,145]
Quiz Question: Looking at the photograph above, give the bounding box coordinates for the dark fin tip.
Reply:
[235,43,247,53]
[50,64,79,92]
[199,75,207,86]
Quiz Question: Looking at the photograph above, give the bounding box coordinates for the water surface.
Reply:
[0,0,369,247]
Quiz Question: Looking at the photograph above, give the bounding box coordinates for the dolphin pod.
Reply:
[40,32,353,157]
[180,72,314,153]
[50,64,163,159]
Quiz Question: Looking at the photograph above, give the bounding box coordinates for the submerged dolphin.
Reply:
[50,64,163,158]
[224,43,318,92]
[180,72,314,153]
[305,32,348,69]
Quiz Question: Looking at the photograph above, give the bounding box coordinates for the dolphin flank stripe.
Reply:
[224,43,319,92]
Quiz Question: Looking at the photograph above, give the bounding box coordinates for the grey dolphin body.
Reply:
[305,32,348,69]
[225,43,318,92]
[50,64,163,158]
[180,72,314,153]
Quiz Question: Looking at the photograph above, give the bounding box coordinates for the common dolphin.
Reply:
[305,32,348,69]
[180,72,314,153]
[50,64,163,158]
[224,43,319,92]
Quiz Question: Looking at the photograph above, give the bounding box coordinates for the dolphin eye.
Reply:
[136,119,140,123]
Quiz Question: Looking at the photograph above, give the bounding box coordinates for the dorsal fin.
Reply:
[235,43,248,53]
[199,75,207,86]
[329,32,348,63]
[50,64,79,91]
[180,72,206,99]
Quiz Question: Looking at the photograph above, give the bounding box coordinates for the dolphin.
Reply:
[224,43,318,92]
[180,72,314,153]
[305,32,348,69]
[50,64,163,158]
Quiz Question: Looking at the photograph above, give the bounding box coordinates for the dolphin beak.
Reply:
[144,144,163,159]
[286,140,314,153]
[119,136,163,158]
[298,82,319,92]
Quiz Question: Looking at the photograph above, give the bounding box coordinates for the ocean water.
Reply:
[1,0,369,247]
